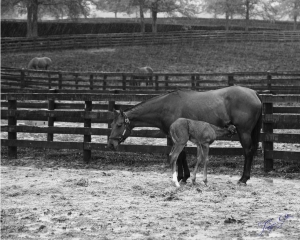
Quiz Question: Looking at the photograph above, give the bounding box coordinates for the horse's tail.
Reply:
[251,92,263,155]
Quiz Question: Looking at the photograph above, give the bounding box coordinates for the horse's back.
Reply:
[162,86,261,128]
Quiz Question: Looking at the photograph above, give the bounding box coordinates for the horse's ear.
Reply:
[120,109,124,116]
[113,109,119,118]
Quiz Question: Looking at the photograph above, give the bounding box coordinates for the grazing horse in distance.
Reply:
[107,86,262,185]
[169,118,237,187]
[28,57,52,70]
[131,66,154,86]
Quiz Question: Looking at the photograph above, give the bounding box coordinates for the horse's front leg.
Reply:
[177,150,190,183]
[169,144,185,188]
[202,144,210,186]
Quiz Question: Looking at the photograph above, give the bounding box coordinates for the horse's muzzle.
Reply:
[107,140,119,151]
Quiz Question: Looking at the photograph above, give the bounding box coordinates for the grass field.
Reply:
[2,41,300,73]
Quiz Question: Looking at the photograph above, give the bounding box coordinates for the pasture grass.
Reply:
[2,41,300,73]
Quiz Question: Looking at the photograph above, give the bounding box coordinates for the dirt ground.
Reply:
[2,39,300,240]
[1,148,300,240]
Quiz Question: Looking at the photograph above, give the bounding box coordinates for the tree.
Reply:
[96,0,130,18]
[146,0,200,32]
[278,0,300,30]
[1,0,98,38]
[202,0,243,30]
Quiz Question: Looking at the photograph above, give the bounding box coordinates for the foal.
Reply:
[169,118,237,188]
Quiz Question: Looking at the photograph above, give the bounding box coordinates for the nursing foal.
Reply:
[169,118,237,188]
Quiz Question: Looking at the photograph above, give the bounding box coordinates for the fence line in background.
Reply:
[2,30,300,53]
[2,67,300,94]
[1,93,300,172]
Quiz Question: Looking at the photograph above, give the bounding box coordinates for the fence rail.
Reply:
[2,67,300,94]
[1,92,300,171]
[2,30,300,53]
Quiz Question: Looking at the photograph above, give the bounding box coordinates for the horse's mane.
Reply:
[124,90,184,112]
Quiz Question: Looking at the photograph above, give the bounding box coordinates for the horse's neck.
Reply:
[126,102,163,129]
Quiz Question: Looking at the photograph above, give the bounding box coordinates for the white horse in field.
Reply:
[28,57,52,70]
[169,118,237,188]
[131,66,154,86]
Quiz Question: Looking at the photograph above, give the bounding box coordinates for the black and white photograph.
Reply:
[1,0,300,239]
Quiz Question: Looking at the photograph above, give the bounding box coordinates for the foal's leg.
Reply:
[190,145,204,185]
[169,144,185,188]
[202,144,210,186]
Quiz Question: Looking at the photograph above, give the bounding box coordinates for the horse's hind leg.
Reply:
[177,150,190,183]
[239,131,254,184]
[169,144,185,187]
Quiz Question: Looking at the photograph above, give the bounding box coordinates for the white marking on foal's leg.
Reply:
[173,172,180,188]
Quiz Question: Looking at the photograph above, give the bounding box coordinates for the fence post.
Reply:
[75,74,79,90]
[191,75,195,90]
[267,71,272,91]
[58,72,62,90]
[8,99,17,159]
[21,68,25,89]
[103,75,107,91]
[196,75,200,89]
[89,74,94,90]
[47,89,56,142]
[228,74,234,86]
[122,75,126,90]
[48,72,52,89]
[263,101,274,172]
[83,100,92,163]
[165,75,169,89]
[108,90,118,141]
[155,76,159,91]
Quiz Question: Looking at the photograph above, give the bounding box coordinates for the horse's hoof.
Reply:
[179,179,187,185]
[237,181,247,186]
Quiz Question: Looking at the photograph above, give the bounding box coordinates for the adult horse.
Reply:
[107,86,262,184]
[131,66,153,86]
[28,57,52,70]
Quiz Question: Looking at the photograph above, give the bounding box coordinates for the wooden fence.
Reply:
[1,92,300,172]
[2,30,300,53]
[2,67,300,94]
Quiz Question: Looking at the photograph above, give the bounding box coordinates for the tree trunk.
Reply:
[293,1,298,31]
[225,11,230,31]
[26,0,38,38]
[139,0,145,33]
[151,2,158,33]
[245,0,250,32]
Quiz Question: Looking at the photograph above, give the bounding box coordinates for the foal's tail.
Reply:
[252,92,263,155]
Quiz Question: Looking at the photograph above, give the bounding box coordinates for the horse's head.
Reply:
[107,109,131,151]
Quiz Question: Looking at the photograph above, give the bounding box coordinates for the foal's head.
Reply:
[226,124,237,137]
[107,109,131,150]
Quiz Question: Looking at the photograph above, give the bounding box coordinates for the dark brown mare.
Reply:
[107,86,262,184]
